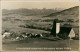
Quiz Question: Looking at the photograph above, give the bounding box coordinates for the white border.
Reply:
[1,0,80,2]
[1,0,80,52]
[0,0,2,52]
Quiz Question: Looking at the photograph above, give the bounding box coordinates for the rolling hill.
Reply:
[45,6,79,18]
[43,6,79,27]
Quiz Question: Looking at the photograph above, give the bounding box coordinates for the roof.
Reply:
[59,27,72,35]
[58,27,79,35]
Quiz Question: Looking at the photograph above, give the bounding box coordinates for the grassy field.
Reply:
[2,15,51,34]
[2,38,79,51]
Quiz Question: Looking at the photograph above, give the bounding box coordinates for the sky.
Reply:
[1,1,79,10]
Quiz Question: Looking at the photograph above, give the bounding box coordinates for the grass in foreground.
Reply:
[2,38,79,51]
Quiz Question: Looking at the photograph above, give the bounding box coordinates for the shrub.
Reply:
[72,35,79,40]
[63,24,72,26]
[10,32,19,38]
[67,19,74,22]
[58,33,69,39]
[72,37,79,40]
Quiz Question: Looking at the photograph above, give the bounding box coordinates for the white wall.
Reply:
[56,23,60,34]
[69,28,75,38]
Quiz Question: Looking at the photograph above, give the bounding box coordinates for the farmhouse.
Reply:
[50,20,77,39]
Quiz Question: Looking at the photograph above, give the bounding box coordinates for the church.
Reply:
[50,19,76,39]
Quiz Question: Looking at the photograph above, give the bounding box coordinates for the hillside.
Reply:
[46,6,79,17]
[45,6,79,20]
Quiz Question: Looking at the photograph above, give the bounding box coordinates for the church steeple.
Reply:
[50,19,60,37]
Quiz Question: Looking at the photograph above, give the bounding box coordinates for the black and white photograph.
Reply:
[2,0,79,51]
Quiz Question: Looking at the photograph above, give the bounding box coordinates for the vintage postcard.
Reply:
[1,0,79,52]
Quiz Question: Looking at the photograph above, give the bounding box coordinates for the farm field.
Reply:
[2,15,51,34]
[2,38,79,51]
